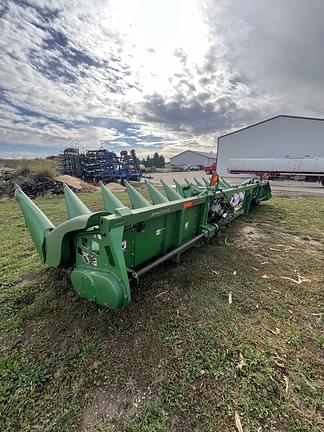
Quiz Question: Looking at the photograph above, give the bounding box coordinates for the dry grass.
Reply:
[0,158,58,178]
[15,159,57,178]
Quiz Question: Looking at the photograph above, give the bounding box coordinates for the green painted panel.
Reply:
[122,212,178,268]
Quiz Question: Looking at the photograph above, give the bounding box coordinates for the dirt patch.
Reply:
[240,224,266,243]
[21,322,34,344]
[285,233,324,249]
[55,175,98,192]
[81,385,150,430]
[102,182,125,193]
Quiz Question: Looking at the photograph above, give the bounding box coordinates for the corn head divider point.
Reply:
[15,177,272,310]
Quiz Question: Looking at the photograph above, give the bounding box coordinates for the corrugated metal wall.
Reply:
[171,151,216,166]
[217,116,324,176]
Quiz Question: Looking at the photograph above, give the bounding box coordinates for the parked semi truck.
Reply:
[228,157,324,186]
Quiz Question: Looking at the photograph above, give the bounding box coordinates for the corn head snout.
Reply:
[15,177,271,309]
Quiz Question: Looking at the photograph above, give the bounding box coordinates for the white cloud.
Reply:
[0,0,323,158]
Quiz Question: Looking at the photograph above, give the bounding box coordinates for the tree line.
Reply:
[141,152,165,168]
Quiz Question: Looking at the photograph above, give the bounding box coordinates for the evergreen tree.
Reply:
[143,152,166,168]
[159,154,165,168]
[152,152,159,167]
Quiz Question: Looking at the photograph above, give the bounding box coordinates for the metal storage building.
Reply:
[217,115,324,176]
[170,150,216,167]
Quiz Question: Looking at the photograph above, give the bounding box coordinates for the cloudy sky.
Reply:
[1,0,324,159]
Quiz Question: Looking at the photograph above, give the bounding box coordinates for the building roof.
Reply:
[218,115,324,140]
[170,149,216,160]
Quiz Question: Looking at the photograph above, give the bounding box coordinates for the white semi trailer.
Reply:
[228,157,324,186]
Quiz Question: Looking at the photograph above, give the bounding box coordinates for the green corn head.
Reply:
[15,177,271,309]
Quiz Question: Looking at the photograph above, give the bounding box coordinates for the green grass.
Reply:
[0,193,323,431]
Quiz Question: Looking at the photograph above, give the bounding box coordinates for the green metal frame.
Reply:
[15,176,271,309]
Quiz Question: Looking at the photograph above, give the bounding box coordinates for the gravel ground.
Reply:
[148,170,324,197]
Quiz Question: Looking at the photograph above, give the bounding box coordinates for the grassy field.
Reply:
[0,190,323,431]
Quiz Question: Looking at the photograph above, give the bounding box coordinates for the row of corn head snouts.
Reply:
[15,177,272,309]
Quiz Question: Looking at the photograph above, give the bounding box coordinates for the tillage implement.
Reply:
[15,176,271,309]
